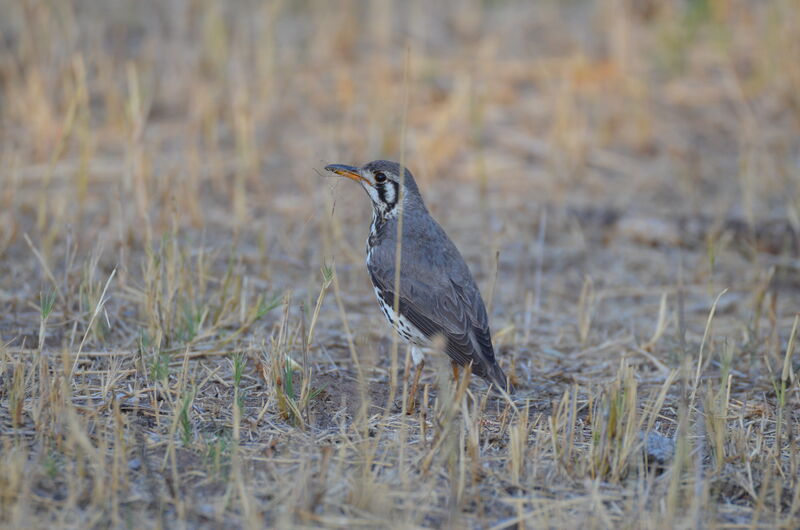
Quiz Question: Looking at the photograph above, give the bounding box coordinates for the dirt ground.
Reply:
[1,1,799,528]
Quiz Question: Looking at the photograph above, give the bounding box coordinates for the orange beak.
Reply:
[325,164,370,186]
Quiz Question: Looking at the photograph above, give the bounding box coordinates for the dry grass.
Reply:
[1,0,799,527]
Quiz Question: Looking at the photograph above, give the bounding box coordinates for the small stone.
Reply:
[641,430,675,466]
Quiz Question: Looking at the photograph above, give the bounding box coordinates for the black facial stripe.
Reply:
[377,181,398,208]
[377,182,387,205]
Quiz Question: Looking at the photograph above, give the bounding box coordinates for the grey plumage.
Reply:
[325,160,510,392]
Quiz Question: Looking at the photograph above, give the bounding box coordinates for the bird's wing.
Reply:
[368,268,497,377]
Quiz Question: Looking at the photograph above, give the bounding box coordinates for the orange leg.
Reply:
[407,359,424,413]
[451,362,460,382]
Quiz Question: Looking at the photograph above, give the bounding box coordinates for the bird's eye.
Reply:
[374,172,387,183]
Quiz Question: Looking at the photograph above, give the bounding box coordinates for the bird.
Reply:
[325,160,511,406]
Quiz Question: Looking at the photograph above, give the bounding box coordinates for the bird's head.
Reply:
[325,160,423,219]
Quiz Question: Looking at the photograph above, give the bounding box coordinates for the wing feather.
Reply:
[369,270,497,379]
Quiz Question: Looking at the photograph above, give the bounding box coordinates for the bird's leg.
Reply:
[451,362,460,383]
[407,359,424,413]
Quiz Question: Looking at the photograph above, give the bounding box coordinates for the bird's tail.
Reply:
[487,362,513,395]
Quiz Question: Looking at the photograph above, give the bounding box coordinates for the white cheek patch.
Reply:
[364,183,381,205]
[383,182,396,205]
[362,178,400,219]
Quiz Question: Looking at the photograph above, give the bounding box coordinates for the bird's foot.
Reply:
[406,359,424,414]
[405,395,418,414]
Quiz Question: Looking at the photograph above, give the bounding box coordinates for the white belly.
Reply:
[373,286,429,366]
